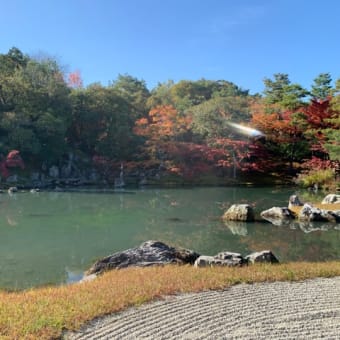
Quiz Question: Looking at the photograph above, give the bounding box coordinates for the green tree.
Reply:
[211,80,249,98]
[263,73,308,110]
[263,73,290,104]
[0,49,70,163]
[0,47,27,77]
[169,80,205,111]
[110,74,150,120]
[0,48,28,113]
[68,84,138,160]
[310,73,333,101]
[146,80,175,108]
[190,96,251,140]
[147,79,249,112]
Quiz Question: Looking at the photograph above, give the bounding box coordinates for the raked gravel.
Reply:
[65,276,340,339]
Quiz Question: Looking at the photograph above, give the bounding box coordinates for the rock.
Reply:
[114,178,125,188]
[215,251,246,264]
[174,246,200,264]
[194,256,215,267]
[139,177,148,186]
[8,186,18,194]
[322,194,340,204]
[288,195,303,209]
[245,250,279,264]
[194,254,244,268]
[214,251,243,261]
[89,169,99,182]
[260,207,295,226]
[6,174,18,183]
[49,165,59,178]
[298,203,340,223]
[222,204,255,222]
[86,240,200,275]
[331,211,340,222]
[61,164,72,178]
[30,172,41,181]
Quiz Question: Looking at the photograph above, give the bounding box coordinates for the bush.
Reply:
[295,168,335,188]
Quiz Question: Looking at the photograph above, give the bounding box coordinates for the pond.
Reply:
[0,186,339,290]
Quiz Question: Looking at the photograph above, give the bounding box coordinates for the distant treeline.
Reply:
[0,47,339,180]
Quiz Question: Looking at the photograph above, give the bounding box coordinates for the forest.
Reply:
[0,47,339,187]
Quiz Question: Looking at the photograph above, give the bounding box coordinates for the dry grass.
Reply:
[1,263,340,339]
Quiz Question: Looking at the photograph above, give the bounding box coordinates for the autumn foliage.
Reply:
[133,104,273,178]
[68,70,83,88]
[134,105,191,140]
[0,150,25,178]
[303,98,334,129]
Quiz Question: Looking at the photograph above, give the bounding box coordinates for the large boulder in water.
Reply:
[86,240,200,275]
[222,204,255,222]
[298,203,340,223]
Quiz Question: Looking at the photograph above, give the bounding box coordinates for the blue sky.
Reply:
[1,0,340,93]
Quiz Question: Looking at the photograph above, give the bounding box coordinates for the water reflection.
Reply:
[65,267,84,284]
[223,221,248,236]
[260,219,339,233]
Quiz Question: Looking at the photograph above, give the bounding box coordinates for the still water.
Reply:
[0,187,339,290]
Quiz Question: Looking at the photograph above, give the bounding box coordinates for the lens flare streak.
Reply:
[227,122,264,137]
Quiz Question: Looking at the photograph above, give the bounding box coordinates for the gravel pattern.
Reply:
[65,277,340,339]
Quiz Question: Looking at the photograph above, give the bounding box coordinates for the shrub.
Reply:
[295,168,335,188]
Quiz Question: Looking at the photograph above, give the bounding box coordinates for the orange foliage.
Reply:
[251,98,337,146]
[68,70,83,88]
[302,98,334,129]
[134,105,191,141]
[134,102,273,176]
[251,100,305,144]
